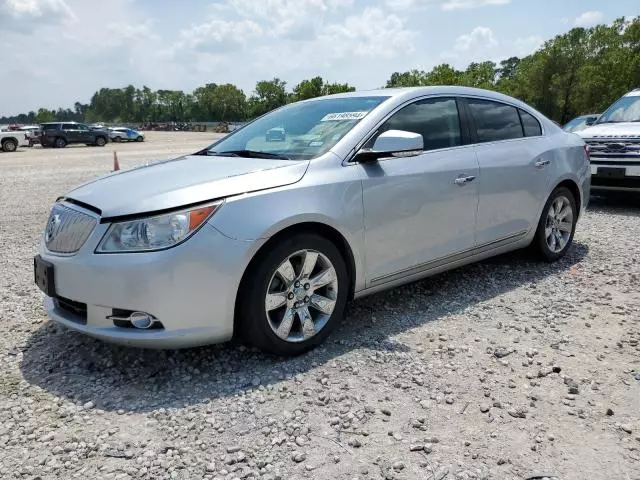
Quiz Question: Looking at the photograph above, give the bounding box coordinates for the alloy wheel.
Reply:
[545,195,573,253]
[265,249,338,343]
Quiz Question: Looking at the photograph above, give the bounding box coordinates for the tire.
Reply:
[113,136,122,143]
[136,136,144,142]
[532,186,577,262]
[2,139,18,152]
[237,233,349,356]
[54,137,66,148]
[95,136,106,147]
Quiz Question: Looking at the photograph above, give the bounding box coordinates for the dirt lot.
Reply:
[0,132,639,480]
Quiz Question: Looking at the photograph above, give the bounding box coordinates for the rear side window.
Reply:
[519,109,542,137]
[378,97,462,151]
[467,99,523,143]
[62,123,76,130]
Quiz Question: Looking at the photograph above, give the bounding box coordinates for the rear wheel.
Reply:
[113,136,122,143]
[54,137,66,148]
[532,186,577,262]
[136,136,144,142]
[95,136,106,147]
[238,233,348,356]
[2,139,18,152]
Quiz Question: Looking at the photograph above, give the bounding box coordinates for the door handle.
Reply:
[454,175,476,186]
[535,159,550,168]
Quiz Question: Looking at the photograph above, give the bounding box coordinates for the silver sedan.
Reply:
[34,86,590,355]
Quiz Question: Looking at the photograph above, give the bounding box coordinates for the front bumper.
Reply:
[589,158,640,191]
[38,217,259,349]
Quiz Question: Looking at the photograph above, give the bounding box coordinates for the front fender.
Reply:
[208,160,366,292]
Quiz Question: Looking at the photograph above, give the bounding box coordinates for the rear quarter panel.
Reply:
[548,131,590,215]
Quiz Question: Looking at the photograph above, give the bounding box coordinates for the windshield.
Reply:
[596,94,640,124]
[206,96,390,160]
[563,116,594,132]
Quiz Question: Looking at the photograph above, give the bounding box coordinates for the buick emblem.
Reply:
[45,214,61,243]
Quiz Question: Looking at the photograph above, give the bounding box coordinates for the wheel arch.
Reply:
[552,178,581,217]
[233,221,358,336]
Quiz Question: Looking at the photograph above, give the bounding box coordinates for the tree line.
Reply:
[2,16,637,126]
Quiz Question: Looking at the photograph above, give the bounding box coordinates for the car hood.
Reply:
[577,122,640,139]
[64,154,309,218]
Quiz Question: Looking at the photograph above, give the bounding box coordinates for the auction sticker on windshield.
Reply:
[320,111,368,122]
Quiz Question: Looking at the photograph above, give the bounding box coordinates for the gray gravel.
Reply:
[1,133,639,480]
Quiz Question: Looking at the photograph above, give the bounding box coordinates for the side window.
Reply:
[377,97,462,152]
[519,109,542,137]
[62,123,76,131]
[467,99,523,143]
[76,124,89,131]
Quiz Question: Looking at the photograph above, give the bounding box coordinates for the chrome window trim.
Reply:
[343,93,547,166]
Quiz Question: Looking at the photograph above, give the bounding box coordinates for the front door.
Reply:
[360,97,480,287]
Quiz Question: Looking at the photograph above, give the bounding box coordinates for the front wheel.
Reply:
[237,234,348,356]
[532,186,577,262]
[136,136,144,142]
[95,136,106,147]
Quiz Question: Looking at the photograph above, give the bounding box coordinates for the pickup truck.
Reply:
[0,129,30,152]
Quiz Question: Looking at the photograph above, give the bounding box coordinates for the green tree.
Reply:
[248,78,288,117]
[35,108,54,123]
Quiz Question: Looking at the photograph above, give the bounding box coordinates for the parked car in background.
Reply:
[108,127,145,142]
[40,122,110,148]
[34,87,589,354]
[563,114,600,133]
[0,129,30,152]
[577,88,640,192]
[265,127,286,142]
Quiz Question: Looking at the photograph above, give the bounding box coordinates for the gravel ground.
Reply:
[1,132,639,480]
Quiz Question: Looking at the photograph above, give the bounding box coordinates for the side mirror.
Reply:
[356,130,424,162]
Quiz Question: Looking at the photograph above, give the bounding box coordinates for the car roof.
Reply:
[300,86,543,114]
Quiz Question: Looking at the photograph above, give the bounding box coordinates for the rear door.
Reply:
[461,97,551,246]
[61,123,78,143]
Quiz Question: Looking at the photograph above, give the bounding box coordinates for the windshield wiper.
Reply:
[209,150,291,160]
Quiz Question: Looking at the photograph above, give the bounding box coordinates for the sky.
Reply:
[0,0,636,116]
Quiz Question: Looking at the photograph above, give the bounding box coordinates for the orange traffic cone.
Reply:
[113,151,120,172]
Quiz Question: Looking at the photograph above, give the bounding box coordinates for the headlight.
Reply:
[96,201,223,253]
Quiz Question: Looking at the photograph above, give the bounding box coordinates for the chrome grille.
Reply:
[44,203,97,254]
[586,139,640,158]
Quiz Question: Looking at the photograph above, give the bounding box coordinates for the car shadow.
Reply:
[19,242,589,413]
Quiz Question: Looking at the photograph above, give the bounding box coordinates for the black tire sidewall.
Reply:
[55,138,66,148]
[96,137,106,146]
[534,186,577,262]
[239,233,348,356]
[3,140,17,152]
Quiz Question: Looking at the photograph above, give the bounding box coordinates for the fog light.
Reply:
[108,309,161,330]
[129,312,154,329]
